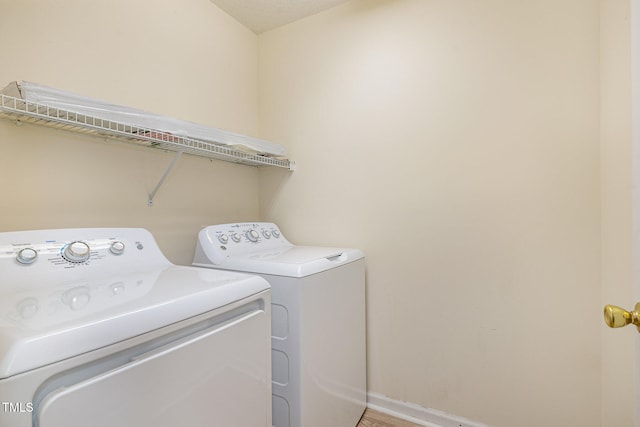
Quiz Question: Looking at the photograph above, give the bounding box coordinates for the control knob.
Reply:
[231,233,242,243]
[16,248,38,265]
[110,241,125,255]
[246,229,260,242]
[218,234,229,244]
[272,229,281,238]
[63,241,91,263]
[262,230,271,239]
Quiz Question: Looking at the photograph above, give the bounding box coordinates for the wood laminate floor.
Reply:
[357,409,423,427]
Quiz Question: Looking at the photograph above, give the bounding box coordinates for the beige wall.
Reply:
[1,1,632,426]
[0,0,261,264]
[258,1,602,426]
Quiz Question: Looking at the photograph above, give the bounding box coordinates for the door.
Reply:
[35,306,271,427]
[601,1,640,426]
[635,2,640,424]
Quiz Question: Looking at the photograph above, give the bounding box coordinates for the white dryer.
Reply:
[193,222,366,427]
[0,228,271,427]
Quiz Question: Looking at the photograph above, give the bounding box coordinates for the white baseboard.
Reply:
[366,392,492,427]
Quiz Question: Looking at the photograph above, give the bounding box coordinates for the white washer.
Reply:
[193,222,366,427]
[0,228,271,427]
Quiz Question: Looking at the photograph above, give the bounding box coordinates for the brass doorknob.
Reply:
[603,303,640,331]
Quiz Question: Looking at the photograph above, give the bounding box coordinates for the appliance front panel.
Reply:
[35,303,271,427]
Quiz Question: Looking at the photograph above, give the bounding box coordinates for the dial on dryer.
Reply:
[16,248,38,265]
[110,241,125,255]
[63,241,91,263]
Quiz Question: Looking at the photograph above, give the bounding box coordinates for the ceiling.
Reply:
[210,0,352,34]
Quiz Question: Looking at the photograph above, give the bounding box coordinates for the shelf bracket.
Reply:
[148,150,183,207]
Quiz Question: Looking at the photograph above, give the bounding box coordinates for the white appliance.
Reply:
[0,228,272,427]
[193,222,366,427]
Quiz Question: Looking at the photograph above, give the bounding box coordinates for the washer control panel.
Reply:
[211,223,286,246]
[198,222,292,262]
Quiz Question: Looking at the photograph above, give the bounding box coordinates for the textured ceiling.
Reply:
[210,0,352,34]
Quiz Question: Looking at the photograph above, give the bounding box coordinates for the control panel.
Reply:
[196,222,292,265]
[210,223,285,247]
[0,228,171,326]
[4,236,131,268]
[0,228,171,287]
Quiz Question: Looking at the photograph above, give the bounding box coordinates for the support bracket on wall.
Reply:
[148,150,183,207]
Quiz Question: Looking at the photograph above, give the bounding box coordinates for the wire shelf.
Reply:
[0,93,294,170]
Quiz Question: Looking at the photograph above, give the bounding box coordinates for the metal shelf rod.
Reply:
[148,150,183,207]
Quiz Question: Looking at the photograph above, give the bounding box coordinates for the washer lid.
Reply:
[196,246,364,277]
[0,266,269,379]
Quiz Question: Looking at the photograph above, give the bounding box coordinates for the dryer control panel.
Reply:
[0,228,171,331]
[0,228,171,284]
